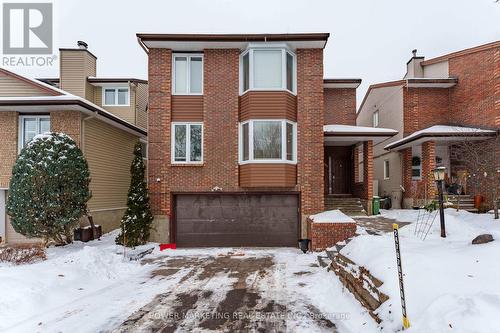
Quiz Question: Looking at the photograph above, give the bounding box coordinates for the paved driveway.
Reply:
[112,249,348,332]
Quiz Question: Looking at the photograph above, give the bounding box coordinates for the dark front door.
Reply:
[325,146,351,195]
[174,193,299,247]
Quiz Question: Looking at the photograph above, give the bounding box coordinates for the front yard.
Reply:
[1,208,499,332]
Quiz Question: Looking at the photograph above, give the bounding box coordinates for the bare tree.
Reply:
[452,134,499,219]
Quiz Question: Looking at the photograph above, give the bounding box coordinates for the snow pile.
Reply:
[341,209,500,332]
[309,209,356,223]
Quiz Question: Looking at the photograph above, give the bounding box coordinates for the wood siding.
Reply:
[239,91,297,121]
[171,95,204,121]
[239,164,297,187]
[0,73,54,96]
[83,118,137,210]
[94,85,137,124]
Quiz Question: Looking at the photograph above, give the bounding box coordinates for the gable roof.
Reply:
[0,68,63,96]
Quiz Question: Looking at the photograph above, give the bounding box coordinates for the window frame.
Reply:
[18,115,50,151]
[102,87,130,106]
[412,155,422,180]
[372,110,379,127]
[171,122,204,165]
[238,119,297,164]
[239,46,297,95]
[383,159,390,180]
[172,53,204,96]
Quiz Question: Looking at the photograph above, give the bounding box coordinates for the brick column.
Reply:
[147,48,172,242]
[363,140,374,214]
[0,112,18,188]
[421,141,437,200]
[50,111,82,145]
[401,148,413,201]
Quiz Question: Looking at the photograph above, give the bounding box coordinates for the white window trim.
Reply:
[238,119,297,165]
[18,115,50,152]
[172,54,204,95]
[239,47,297,95]
[373,110,379,127]
[384,159,390,180]
[102,87,130,106]
[171,122,204,164]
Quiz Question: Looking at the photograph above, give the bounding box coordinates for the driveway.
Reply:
[112,248,374,332]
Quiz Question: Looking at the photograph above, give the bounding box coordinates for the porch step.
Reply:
[440,195,478,213]
[325,196,367,216]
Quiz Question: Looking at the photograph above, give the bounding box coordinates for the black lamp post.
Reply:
[433,167,446,238]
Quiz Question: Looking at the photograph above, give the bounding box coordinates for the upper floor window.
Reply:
[239,120,297,164]
[173,54,203,95]
[103,87,129,106]
[372,110,379,127]
[171,122,203,164]
[19,115,50,150]
[240,47,296,94]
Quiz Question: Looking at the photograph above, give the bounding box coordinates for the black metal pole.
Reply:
[437,180,446,238]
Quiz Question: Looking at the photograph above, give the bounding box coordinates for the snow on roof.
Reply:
[385,125,496,150]
[309,210,356,224]
[324,124,398,135]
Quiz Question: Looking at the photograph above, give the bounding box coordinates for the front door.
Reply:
[325,147,351,195]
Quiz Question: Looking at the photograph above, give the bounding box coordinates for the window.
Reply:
[384,160,390,180]
[171,123,203,164]
[19,115,50,150]
[239,120,296,163]
[102,87,129,106]
[173,54,203,95]
[240,48,296,94]
[412,156,421,180]
[372,110,379,127]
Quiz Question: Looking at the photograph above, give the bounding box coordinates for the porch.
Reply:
[324,125,398,215]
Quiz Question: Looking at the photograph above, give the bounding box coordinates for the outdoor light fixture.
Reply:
[433,167,447,238]
[433,166,446,182]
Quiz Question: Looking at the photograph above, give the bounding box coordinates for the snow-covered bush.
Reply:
[6,133,91,245]
[116,141,153,247]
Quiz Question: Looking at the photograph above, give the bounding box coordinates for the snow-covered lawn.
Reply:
[0,231,376,333]
[342,209,500,333]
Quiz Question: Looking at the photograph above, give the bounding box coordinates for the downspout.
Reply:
[137,36,149,54]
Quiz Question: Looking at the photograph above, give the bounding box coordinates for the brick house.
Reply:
[0,42,147,244]
[357,41,499,209]
[138,33,397,247]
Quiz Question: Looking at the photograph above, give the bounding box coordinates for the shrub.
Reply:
[0,244,46,265]
[6,133,91,245]
[116,142,154,247]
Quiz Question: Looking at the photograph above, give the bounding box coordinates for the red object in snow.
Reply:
[160,243,177,251]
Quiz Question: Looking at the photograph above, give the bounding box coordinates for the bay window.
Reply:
[240,47,296,94]
[19,115,50,150]
[173,54,203,95]
[239,120,297,163]
[172,123,203,164]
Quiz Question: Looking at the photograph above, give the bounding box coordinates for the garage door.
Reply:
[175,193,299,247]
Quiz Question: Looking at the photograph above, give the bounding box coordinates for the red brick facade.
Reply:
[403,88,449,136]
[324,88,356,125]
[147,47,325,242]
[351,140,374,214]
[307,218,356,252]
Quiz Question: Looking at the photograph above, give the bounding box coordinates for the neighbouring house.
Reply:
[0,41,147,244]
[357,41,499,209]
[138,33,397,247]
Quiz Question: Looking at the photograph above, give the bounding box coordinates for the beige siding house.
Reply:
[0,41,147,244]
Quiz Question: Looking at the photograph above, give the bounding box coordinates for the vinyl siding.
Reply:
[83,118,137,211]
[239,91,297,121]
[239,164,297,187]
[171,95,204,121]
[94,85,136,125]
[60,50,96,98]
[135,82,148,130]
[0,73,54,96]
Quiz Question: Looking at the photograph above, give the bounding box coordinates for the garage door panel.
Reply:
[175,193,298,247]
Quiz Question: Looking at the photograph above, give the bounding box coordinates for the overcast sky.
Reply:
[4,0,500,104]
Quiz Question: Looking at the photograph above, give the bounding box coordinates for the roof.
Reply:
[0,68,63,96]
[323,78,362,89]
[137,32,330,52]
[0,95,146,137]
[37,77,148,85]
[421,40,500,66]
[384,125,497,150]
[324,124,398,136]
[357,78,458,114]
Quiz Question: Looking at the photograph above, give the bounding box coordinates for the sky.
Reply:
[2,0,500,104]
